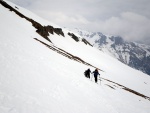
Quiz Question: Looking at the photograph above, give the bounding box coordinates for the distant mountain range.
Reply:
[72,28,150,76]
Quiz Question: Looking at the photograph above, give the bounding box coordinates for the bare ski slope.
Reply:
[0,0,150,113]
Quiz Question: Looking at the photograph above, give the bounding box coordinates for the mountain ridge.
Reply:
[72,28,150,75]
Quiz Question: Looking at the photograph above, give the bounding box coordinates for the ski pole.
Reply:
[99,76,101,85]
[91,73,93,81]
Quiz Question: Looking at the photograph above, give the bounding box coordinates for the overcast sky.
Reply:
[8,0,150,44]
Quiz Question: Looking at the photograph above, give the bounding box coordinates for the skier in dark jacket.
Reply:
[84,68,91,78]
[92,68,100,83]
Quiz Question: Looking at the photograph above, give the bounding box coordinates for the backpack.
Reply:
[84,70,88,77]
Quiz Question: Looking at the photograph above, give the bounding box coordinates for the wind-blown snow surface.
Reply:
[0,0,150,113]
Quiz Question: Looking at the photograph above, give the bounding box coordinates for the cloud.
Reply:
[92,12,150,42]
[7,0,150,44]
[8,0,32,7]
[32,10,90,28]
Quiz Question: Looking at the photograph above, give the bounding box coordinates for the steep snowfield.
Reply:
[0,0,150,113]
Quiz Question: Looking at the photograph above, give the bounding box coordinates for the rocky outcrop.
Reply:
[82,38,93,46]
[0,0,64,43]
[68,32,92,46]
[68,32,80,42]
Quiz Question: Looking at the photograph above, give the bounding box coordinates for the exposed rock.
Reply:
[53,27,64,36]
[82,38,93,46]
[0,0,64,43]
[95,34,107,46]
[15,6,18,9]
[68,32,80,42]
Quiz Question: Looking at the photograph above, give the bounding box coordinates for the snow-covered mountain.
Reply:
[72,28,150,76]
[0,0,150,113]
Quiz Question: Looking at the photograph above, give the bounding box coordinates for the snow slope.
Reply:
[0,0,150,113]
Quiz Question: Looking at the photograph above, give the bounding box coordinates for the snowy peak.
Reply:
[73,29,150,75]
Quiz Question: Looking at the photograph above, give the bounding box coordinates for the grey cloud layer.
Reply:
[8,0,150,44]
